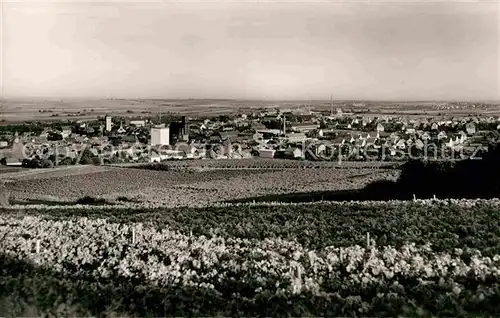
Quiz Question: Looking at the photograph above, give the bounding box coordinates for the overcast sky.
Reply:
[2,0,499,100]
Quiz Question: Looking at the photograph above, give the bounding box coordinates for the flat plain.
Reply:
[2,161,400,207]
[2,98,500,122]
[2,99,500,316]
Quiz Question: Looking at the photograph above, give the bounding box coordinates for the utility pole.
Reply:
[330,94,334,116]
[283,114,286,135]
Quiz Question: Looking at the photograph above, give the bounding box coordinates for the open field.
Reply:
[0,98,286,122]
[124,158,401,169]
[1,199,500,316]
[1,98,499,122]
[0,165,112,181]
[0,166,26,175]
[1,159,500,316]
[2,163,399,207]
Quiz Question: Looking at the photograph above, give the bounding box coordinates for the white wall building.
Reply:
[150,155,161,163]
[150,127,170,145]
[105,115,112,132]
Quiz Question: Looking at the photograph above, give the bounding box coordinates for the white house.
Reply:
[459,131,468,143]
[285,133,307,143]
[421,132,431,141]
[466,122,477,135]
[316,144,326,155]
[130,120,146,127]
[5,158,22,166]
[150,155,161,163]
[356,139,367,147]
[415,139,424,150]
[395,139,406,149]
[259,149,275,159]
[365,137,377,146]
[284,147,303,159]
[332,138,345,146]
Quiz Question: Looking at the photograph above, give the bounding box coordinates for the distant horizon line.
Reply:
[2,96,499,103]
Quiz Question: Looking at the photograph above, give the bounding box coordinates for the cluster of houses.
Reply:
[251,112,500,160]
[0,108,499,166]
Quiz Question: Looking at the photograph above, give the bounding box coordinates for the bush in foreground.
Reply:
[75,196,108,205]
[1,215,500,317]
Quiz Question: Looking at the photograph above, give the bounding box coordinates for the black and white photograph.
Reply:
[0,0,499,316]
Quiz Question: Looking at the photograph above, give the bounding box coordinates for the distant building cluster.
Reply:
[0,105,499,166]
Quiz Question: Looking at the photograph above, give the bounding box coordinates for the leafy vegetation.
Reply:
[1,214,500,317]
[6,200,500,255]
[3,147,500,316]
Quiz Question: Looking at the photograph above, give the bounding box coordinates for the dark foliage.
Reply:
[234,142,500,203]
[137,163,171,171]
[116,196,140,203]
[397,142,500,199]
[75,196,108,205]
[47,132,63,141]
[2,202,500,316]
[2,253,499,317]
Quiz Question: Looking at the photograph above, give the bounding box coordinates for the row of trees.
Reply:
[0,120,151,141]
[396,142,500,199]
[302,141,500,202]
[19,148,150,169]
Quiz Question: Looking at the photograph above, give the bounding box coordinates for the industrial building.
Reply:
[292,123,320,133]
[150,127,170,145]
[169,116,189,143]
[130,120,146,127]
